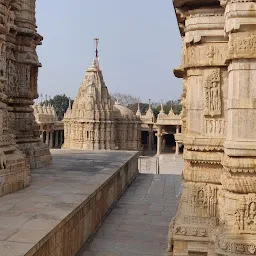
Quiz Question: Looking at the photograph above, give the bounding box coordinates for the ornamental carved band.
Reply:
[228,33,256,59]
[204,69,221,117]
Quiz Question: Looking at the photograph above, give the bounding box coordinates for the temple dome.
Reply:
[113,102,136,120]
[87,59,99,72]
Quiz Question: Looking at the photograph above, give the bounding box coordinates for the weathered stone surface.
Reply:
[170,0,256,255]
[63,59,141,151]
[82,156,183,256]
[0,149,138,256]
[5,0,51,168]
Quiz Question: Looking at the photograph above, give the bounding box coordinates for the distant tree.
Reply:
[111,93,139,107]
[165,100,182,115]
[127,102,149,114]
[41,94,73,120]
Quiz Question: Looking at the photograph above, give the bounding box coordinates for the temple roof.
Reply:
[33,104,58,123]
[113,102,137,120]
[65,59,114,121]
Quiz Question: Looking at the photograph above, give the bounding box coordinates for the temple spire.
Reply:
[136,100,142,117]
[148,99,152,111]
[160,102,164,114]
[68,97,72,109]
[94,38,100,69]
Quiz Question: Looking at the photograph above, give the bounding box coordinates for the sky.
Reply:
[36,0,182,103]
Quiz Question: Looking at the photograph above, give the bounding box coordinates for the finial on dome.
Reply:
[94,38,99,59]
[137,101,140,111]
[148,99,152,110]
[136,100,142,117]
[68,97,72,109]
[48,96,51,107]
[168,107,174,116]
[43,94,48,106]
[94,38,100,69]
[160,103,164,114]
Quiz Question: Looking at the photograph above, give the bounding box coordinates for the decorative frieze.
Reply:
[228,33,256,60]
[204,118,226,136]
[184,44,228,68]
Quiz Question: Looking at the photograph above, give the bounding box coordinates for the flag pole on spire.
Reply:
[94,38,100,70]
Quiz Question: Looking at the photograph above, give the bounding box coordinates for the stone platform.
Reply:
[0,149,139,256]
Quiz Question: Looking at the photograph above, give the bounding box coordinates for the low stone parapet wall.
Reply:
[0,150,138,256]
[25,152,138,256]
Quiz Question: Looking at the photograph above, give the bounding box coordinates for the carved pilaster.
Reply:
[0,0,30,197]
[170,6,228,256]
[4,0,51,168]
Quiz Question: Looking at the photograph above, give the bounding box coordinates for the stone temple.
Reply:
[63,59,141,151]
[1,0,256,256]
[0,0,51,197]
[33,103,64,149]
[168,0,256,254]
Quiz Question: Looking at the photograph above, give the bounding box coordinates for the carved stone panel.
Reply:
[228,33,256,60]
[184,43,228,69]
[204,118,226,136]
[204,68,221,117]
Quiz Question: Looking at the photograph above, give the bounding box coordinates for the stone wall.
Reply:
[24,153,139,256]
[169,0,256,255]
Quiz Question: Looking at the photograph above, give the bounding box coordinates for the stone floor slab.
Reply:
[0,149,137,256]
[82,153,183,255]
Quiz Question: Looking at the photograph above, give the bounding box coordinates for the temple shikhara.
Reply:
[168,0,256,255]
[63,59,141,151]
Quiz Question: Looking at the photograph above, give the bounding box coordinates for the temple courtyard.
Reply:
[0,150,182,256]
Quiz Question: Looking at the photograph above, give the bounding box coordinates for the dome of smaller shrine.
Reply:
[113,102,136,120]
[87,59,99,72]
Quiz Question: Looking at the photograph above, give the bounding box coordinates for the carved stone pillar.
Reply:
[60,130,64,147]
[39,131,43,141]
[148,124,153,151]
[5,0,51,168]
[176,125,179,135]
[50,131,54,148]
[45,131,49,146]
[175,142,179,155]
[169,6,228,256]
[175,126,180,155]
[0,0,30,197]
[54,130,58,148]
[157,126,162,155]
[213,1,256,254]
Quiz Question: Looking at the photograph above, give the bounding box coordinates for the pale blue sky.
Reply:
[36,0,182,102]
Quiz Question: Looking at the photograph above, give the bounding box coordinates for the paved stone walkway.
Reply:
[0,150,137,256]
[82,155,183,256]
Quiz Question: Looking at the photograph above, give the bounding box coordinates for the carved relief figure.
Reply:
[7,60,18,95]
[197,189,205,207]
[246,202,256,230]
[0,149,7,169]
[204,69,221,117]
